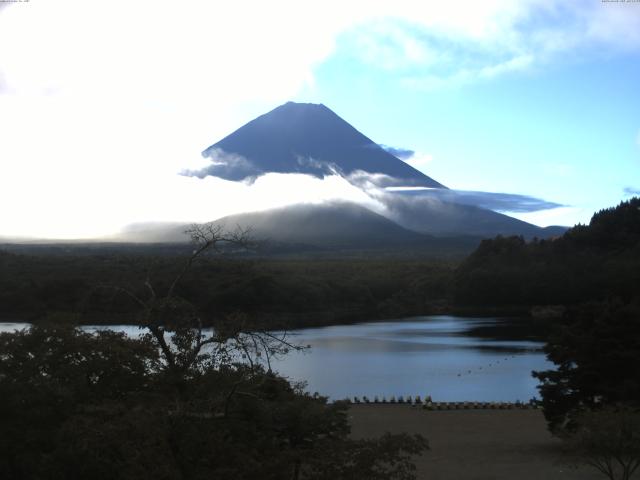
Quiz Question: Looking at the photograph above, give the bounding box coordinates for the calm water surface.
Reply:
[0,316,551,402]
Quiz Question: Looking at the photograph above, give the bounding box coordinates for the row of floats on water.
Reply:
[343,395,540,410]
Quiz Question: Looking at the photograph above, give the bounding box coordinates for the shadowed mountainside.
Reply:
[214,202,428,247]
[113,202,482,254]
[198,102,446,188]
[114,197,564,246]
[195,102,563,239]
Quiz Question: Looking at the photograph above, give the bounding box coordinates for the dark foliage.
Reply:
[532,300,640,431]
[564,406,640,480]
[0,323,427,480]
[0,223,428,479]
[454,198,640,307]
[0,252,455,328]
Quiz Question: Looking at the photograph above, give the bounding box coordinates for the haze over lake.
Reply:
[1,316,550,402]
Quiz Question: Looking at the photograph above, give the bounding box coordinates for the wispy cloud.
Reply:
[344,1,640,89]
[183,148,262,182]
[386,187,565,213]
[623,187,640,197]
[379,144,434,171]
[379,144,415,160]
[0,1,631,237]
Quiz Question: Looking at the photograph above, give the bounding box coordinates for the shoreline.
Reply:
[348,405,600,480]
[0,305,541,329]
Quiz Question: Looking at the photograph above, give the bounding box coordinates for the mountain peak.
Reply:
[279,101,332,113]
[196,102,446,188]
[282,101,326,108]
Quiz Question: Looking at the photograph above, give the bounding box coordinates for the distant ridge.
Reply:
[115,203,430,248]
[113,202,483,255]
[212,202,429,248]
[198,102,445,188]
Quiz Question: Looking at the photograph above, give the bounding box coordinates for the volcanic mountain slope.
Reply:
[216,201,565,244]
[213,202,429,248]
[115,202,483,254]
[116,198,564,248]
[194,102,563,239]
[198,102,445,188]
[117,203,431,247]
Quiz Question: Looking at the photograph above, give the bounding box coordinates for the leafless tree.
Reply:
[97,222,303,376]
[563,406,640,480]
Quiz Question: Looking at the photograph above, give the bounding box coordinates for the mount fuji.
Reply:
[183,102,564,243]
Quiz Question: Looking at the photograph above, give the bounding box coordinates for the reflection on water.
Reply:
[0,316,551,402]
[270,316,551,402]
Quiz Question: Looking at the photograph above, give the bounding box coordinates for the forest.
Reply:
[2,199,639,331]
[1,198,639,479]
[454,198,640,308]
[0,252,455,328]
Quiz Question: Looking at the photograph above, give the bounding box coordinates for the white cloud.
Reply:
[0,169,382,239]
[378,144,433,171]
[0,1,356,238]
[346,0,640,88]
[0,0,637,237]
[385,188,564,213]
[0,1,344,101]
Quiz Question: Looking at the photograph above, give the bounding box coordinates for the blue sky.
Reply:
[297,13,640,227]
[0,0,638,237]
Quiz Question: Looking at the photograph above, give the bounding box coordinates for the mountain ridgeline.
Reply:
[117,101,564,247]
[116,203,482,256]
[454,197,640,307]
[199,102,445,188]
[115,196,564,251]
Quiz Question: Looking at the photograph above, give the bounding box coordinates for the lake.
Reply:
[0,316,551,402]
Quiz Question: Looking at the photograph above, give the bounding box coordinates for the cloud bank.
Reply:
[0,0,627,238]
[343,1,640,89]
[386,187,565,213]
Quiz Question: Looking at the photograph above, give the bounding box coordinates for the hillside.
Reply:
[113,202,481,255]
[454,198,640,307]
[213,202,429,248]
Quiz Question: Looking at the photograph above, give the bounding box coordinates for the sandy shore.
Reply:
[348,405,601,480]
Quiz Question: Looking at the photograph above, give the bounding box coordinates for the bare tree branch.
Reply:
[166,223,253,299]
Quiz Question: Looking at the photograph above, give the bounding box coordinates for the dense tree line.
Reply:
[0,252,455,328]
[489,199,640,478]
[454,198,640,307]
